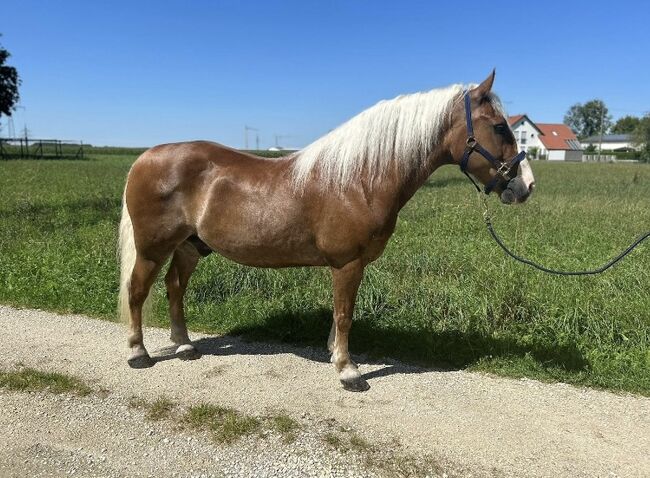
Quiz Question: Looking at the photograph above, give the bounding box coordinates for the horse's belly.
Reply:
[198,220,326,268]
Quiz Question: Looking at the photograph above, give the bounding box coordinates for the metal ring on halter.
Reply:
[496,162,512,178]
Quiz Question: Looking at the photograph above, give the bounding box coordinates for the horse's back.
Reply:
[128,140,290,204]
[131,141,280,180]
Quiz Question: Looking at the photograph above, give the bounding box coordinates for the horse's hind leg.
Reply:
[128,254,164,368]
[330,259,369,392]
[165,242,201,360]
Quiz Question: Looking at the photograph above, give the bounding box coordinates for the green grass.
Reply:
[323,432,344,449]
[185,403,261,444]
[0,367,92,395]
[0,154,649,394]
[128,396,176,421]
[269,412,302,443]
[146,397,175,421]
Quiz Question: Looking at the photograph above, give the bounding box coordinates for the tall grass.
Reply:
[0,155,648,394]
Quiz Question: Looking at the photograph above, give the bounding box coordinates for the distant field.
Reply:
[0,153,648,394]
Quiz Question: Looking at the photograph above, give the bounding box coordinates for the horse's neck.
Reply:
[385,146,452,211]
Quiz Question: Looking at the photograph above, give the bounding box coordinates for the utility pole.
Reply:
[274,134,291,148]
[8,105,25,139]
[7,116,15,138]
[244,125,259,150]
[597,102,605,162]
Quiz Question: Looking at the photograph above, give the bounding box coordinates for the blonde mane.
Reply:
[292,83,481,190]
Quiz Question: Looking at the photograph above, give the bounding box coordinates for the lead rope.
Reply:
[476,192,650,276]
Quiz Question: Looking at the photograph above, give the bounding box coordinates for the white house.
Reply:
[508,114,544,154]
[580,134,636,152]
[508,115,583,161]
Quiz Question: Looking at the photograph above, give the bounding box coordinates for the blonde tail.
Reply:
[118,192,137,323]
[118,191,156,327]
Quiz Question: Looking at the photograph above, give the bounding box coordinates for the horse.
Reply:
[118,70,535,392]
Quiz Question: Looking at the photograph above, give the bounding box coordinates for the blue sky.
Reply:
[2,0,649,148]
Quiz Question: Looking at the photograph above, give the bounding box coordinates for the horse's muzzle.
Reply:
[500,176,533,204]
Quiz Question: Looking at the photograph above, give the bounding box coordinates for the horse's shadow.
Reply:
[188,333,430,382]
[152,307,589,384]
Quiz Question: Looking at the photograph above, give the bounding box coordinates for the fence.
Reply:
[0,138,85,160]
[583,154,618,163]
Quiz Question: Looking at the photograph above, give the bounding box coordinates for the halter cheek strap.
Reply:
[459,92,526,194]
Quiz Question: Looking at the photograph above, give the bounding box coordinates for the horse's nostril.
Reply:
[529,181,536,192]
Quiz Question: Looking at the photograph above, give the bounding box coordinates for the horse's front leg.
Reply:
[330,259,369,392]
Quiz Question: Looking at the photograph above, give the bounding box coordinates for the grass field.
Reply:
[0,153,648,394]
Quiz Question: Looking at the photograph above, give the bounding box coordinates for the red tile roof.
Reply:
[508,115,525,126]
[536,123,578,150]
[508,114,543,134]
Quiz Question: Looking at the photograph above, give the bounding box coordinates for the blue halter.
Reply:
[459,92,526,194]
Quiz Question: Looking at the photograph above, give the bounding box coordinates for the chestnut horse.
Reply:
[118,71,534,391]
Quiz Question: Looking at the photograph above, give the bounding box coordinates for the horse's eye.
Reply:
[493,123,508,135]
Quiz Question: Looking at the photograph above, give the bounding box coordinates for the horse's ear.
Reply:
[471,69,496,100]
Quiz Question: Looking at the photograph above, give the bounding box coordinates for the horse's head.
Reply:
[447,70,535,204]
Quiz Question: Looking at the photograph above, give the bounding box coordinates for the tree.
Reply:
[611,115,640,134]
[632,113,650,162]
[563,100,612,139]
[0,35,20,121]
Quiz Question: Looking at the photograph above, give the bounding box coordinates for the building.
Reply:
[508,115,583,161]
[580,134,636,152]
[508,114,544,154]
[536,123,583,161]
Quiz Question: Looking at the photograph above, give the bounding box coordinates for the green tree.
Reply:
[0,35,20,122]
[611,115,640,134]
[563,100,612,139]
[632,113,650,162]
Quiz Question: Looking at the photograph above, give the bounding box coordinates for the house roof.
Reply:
[581,134,632,143]
[536,123,582,151]
[508,114,525,125]
[508,114,543,134]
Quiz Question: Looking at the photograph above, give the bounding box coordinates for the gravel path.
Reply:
[0,305,648,477]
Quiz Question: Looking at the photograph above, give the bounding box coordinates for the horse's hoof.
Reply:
[176,344,201,361]
[340,376,370,392]
[127,353,155,369]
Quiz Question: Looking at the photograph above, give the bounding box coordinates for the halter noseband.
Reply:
[459,92,526,194]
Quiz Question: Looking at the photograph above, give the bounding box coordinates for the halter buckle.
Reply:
[466,136,477,149]
[496,162,512,179]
